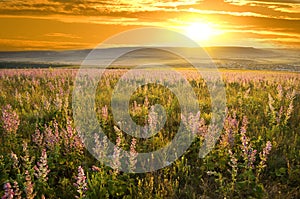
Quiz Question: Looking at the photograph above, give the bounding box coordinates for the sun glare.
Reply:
[184,22,218,42]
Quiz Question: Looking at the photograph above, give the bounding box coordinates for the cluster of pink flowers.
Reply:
[32,118,83,152]
[259,141,272,168]
[1,181,22,199]
[128,138,138,172]
[221,112,238,148]
[10,152,18,169]
[63,118,84,152]
[112,135,122,172]
[34,149,50,183]
[74,166,87,199]
[2,183,14,199]
[12,182,21,199]
[101,105,109,120]
[44,123,60,150]
[25,171,36,199]
[181,111,206,136]
[240,116,257,169]
[268,86,295,126]
[93,133,108,160]
[1,104,20,135]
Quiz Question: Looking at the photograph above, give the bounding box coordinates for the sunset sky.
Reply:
[0,0,299,51]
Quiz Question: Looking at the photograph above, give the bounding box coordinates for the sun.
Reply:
[184,22,216,42]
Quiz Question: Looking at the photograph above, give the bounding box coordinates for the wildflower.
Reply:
[257,141,272,180]
[128,138,138,172]
[21,142,33,171]
[44,124,59,150]
[25,170,36,199]
[54,93,63,110]
[74,166,87,199]
[276,106,283,124]
[32,127,43,147]
[284,100,294,124]
[2,182,14,199]
[34,149,50,183]
[181,111,202,135]
[228,150,238,169]
[63,118,83,152]
[93,133,108,160]
[221,113,238,148]
[277,84,283,101]
[144,96,149,108]
[148,106,158,132]
[268,94,275,113]
[112,136,122,172]
[91,165,101,172]
[240,117,250,158]
[248,149,257,168]
[1,104,20,134]
[260,141,272,163]
[228,150,238,191]
[188,111,201,135]
[239,116,257,168]
[10,152,19,169]
[102,105,109,120]
[13,181,22,199]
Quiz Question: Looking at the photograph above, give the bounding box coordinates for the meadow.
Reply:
[0,68,299,198]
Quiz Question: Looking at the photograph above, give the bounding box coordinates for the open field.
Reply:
[0,68,299,198]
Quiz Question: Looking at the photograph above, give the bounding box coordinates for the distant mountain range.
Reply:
[0,46,299,70]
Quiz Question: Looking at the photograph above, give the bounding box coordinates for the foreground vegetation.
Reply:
[0,68,299,198]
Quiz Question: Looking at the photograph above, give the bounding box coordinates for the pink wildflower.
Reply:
[34,149,50,183]
[25,170,36,199]
[74,166,87,199]
[129,138,138,172]
[1,104,20,134]
[2,183,14,199]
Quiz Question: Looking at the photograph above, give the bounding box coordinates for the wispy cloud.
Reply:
[44,32,80,39]
[0,38,92,51]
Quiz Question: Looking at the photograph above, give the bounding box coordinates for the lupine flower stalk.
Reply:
[91,165,101,172]
[112,136,122,172]
[93,133,108,160]
[239,116,256,168]
[2,182,14,199]
[258,141,272,169]
[34,149,50,183]
[257,141,272,181]
[102,105,109,120]
[221,113,238,148]
[74,166,87,199]
[63,118,84,152]
[1,104,20,135]
[32,127,43,147]
[10,152,19,169]
[25,170,36,199]
[181,111,202,135]
[148,106,158,133]
[21,142,32,171]
[129,138,138,172]
[228,150,238,192]
[44,124,59,150]
[13,181,22,199]
[284,100,294,125]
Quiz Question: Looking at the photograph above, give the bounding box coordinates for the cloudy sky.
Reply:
[0,0,299,50]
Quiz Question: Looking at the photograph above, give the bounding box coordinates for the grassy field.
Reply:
[0,68,299,198]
